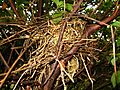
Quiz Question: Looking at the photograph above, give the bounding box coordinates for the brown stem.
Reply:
[90,0,103,16]
[71,0,83,15]
[0,51,10,69]
[85,5,120,37]
[8,0,21,19]
[57,21,67,48]
[45,0,49,14]
[37,0,43,17]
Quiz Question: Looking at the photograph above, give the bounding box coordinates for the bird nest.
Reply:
[0,17,99,89]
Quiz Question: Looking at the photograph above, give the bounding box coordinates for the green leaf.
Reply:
[112,21,120,27]
[117,37,120,46]
[0,0,2,4]
[52,10,63,24]
[52,0,59,4]
[111,57,118,66]
[10,84,14,89]
[111,58,114,66]
[52,0,64,9]
[111,72,116,88]
[117,71,120,84]
[16,0,29,5]
[52,12,63,18]
[111,71,120,88]
[66,3,72,11]
[52,16,62,24]
[52,0,59,6]
[116,53,120,58]
[112,0,117,1]
[57,1,64,8]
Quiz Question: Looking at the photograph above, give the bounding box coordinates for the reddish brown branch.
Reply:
[57,20,67,48]
[0,51,10,69]
[45,0,49,14]
[8,0,21,19]
[85,5,120,37]
[72,0,83,13]
[37,0,43,17]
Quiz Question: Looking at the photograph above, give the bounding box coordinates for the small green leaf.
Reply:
[0,0,2,4]
[52,0,59,6]
[117,71,120,84]
[117,37,120,46]
[111,58,114,66]
[111,71,120,88]
[111,57,118,66]
[10,84,14,89]
[112,21,120,27]
[116,53,120,58]
[66,3,72,11]
[57,1,64,8]
[52,11,63,24]
[112,0,117,1]
[52,0,59,3]
[52,12,63,18]
[111,72,116,88]
[52,16,62,24]
[16,0,29,5]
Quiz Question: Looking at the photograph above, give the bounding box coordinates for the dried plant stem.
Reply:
[0,26,35,46]
[80,53,93,90]
[111,25,117,76]
[64,0,66,13]
[13,69,29,90]
[61,71,67,90]
[0,51,10,69]
[56,59,74,83]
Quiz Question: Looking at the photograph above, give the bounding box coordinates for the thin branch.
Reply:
[90,0,103,16]
[84,4,120,37]
[76,14,109,26]
[80,53,93,90]
[71,0,83,15]
[57,20,67,49]
[45,0,49,14]
[0,42,33,88]
[8,0,21,20]
[0,26,35,46]
[43,42,63,86]
[111,25,117,77]
[0,23,25,29]
[37,0,43,17]
[0,51,10,69]
[2,30,25,63]
[64,0,66,13]
[13,69,29,90]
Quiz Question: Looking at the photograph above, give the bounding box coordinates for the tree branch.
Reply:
[8,0,21,20]
[85,5,120,37]
[37,0,43,17]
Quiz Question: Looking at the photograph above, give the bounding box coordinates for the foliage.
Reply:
[111,71,120,87]
[112,21,120,27]
[51,0,73,23]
